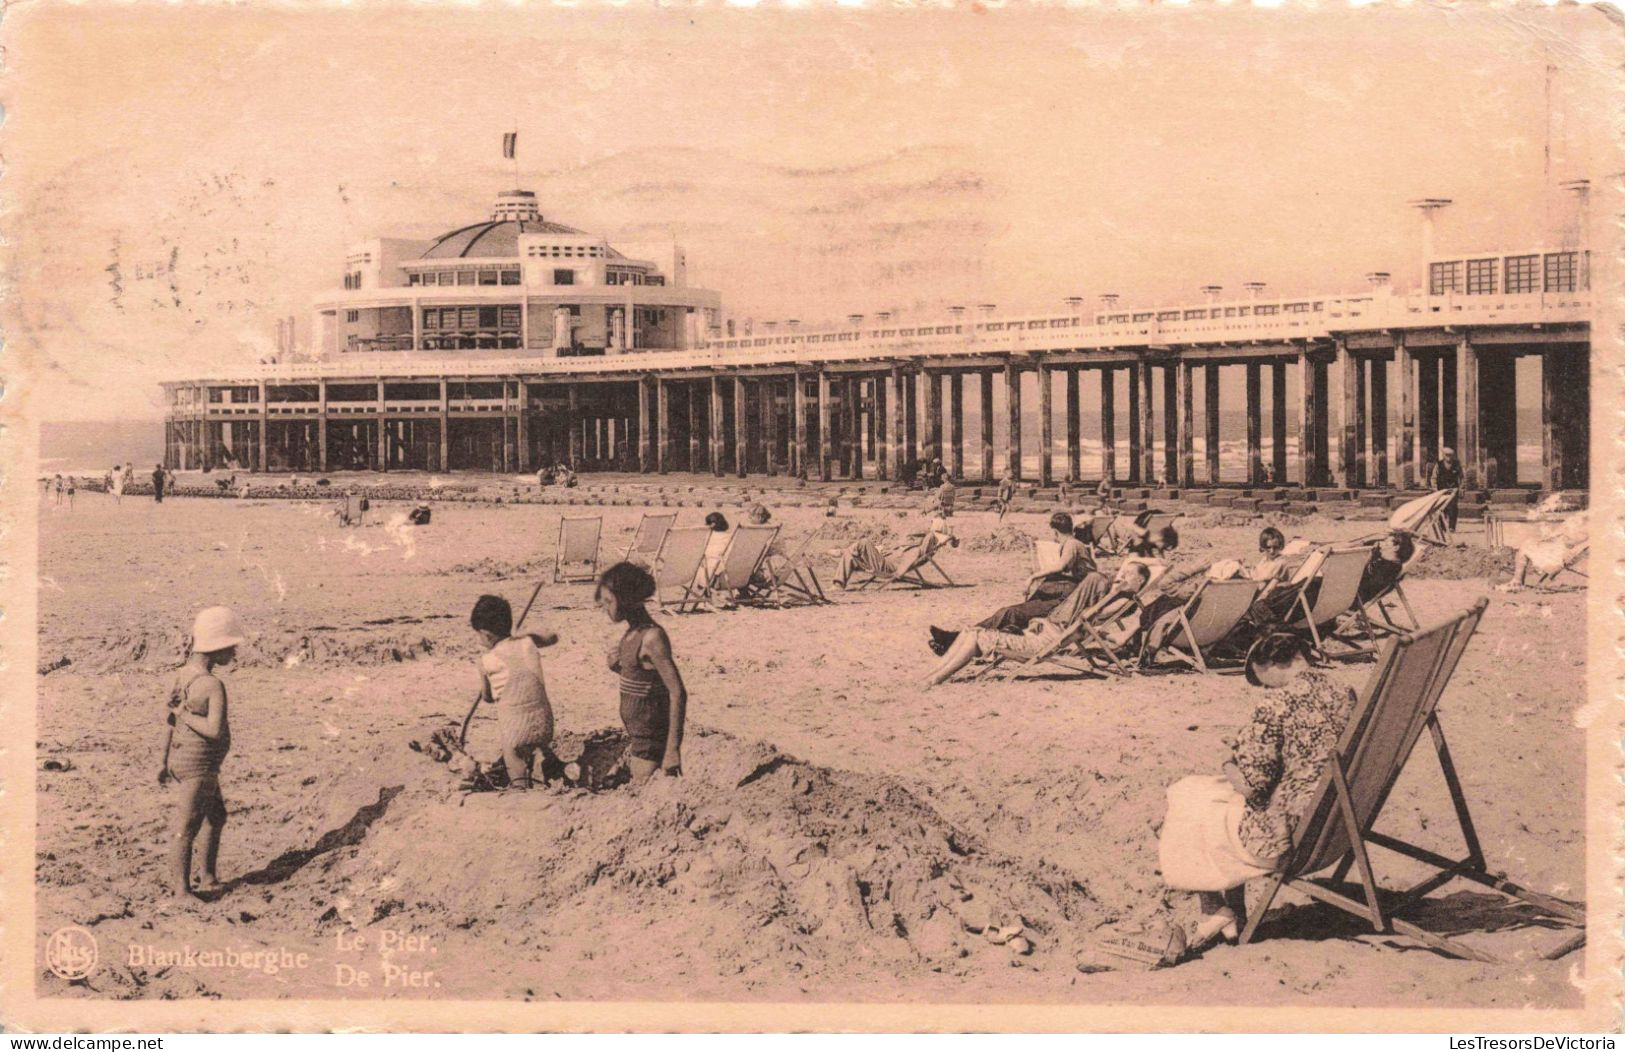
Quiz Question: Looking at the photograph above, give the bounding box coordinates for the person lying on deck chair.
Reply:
[1085,633,1358,970]
[926,514,1094,649]
[921,563,1150,688]
[1497,509,1589,593]
[834,512,957,588]
[1355,531,1415,606]
[1128,528,1219,657]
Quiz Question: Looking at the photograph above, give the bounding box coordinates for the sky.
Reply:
[4,3,1614,422]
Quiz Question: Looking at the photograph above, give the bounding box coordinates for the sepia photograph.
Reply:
[2,1,1618,1033]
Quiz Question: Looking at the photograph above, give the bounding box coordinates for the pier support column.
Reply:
[1005,362,1023,481]
[517,381,531,474]
[923,370,942,468]
[1338,340,1358,488]
[570,384,586,470]
[1417,355,1440,479]
[638,379,653,473]
[1204,364,1221,485]
[709,376,725,477]
[904,371,918,468]
[1354,359,1368,488]
[257,382,269,472]
[1455,336,1479,488]
[1479,351,1518,488]
[1441,354,1458,462]
[1065,368,1081,483]
[891,367,908,481]
[1163,365,1179,486]
[734,377,749,478]
[502,384,515,474]
[793,374,808,479]
[1395,338,1416,488]
[1270,362,1288,484]
[683,383,700,473]
[1178,360,1195,487]
[1125,365,1141,483]
[318,381,331,472]
[1037,359,1053,487]
[949,372,965,480]
[1541,347,1588,491]
[656,379,671,474]
[1297,354,1316,487]
[376,381,387,472]
[438,380,449,473]
[1100,367,1117,483]
[875,373,890,480]
[1370,357,1389,487]
[1246,363,1263,485]
[980,371,996,481]
[817,371,832,482]
[1138,362,1155,484]
[762,379,780,477]
[850,377,866,480]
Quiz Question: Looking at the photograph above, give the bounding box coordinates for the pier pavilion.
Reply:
[162,191,1591,493]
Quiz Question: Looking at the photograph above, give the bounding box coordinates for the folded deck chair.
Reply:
[1237,598,1584,962]
[853,532,955,590]
[1388,489,1456,546]
[745,526,831,608]
[553,515,603,583]
[1144,578,1262,673]
[703,524,780,605]
[1285,545,1376,660]
[624,511,677,565]
[650,526,712,613]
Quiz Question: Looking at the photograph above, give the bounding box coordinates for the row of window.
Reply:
[342,271,363,290]
[605,270,665,286]
[421,306,524,331]
[406,268,523,287]
[1429,252,1583,296]
[525,244,606,259]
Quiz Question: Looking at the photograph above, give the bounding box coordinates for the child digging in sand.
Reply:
[596,562,687,782]
[160,607,244,899]
[470,595,559,790]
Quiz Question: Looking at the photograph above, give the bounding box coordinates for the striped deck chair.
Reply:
[623,512,677,566]
[853,532,955,590]
[553,515,602,583]
[745,526,831,608]
[650,526,712,613]
[1237,598,1584,962]
[703,524,780,606]
[1285,545,1377,660]
[1143,577,1262,673]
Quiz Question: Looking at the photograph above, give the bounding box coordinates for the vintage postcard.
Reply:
[1,1,1619,1033]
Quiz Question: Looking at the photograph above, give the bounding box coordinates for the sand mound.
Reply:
[817,519,896,545]
[340,726,1103,980]
[57,625,466,674]
[1407,543,1515,581]
[964,526,1034,554]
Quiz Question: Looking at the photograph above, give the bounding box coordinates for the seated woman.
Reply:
[1355,531,1416,606]
[1130,527,1217,654]
[1251,527,1290,584]
[1497,510,1589,592]
[973,513,1096,633]
[835,511,956,588]
[1091,634,1358,969]
[922,563,1150,689]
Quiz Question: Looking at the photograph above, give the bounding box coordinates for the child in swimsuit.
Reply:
[596,562,688,782]
[470,595,559,789]
[160,606,244,899]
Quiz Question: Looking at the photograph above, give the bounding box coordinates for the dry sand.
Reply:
[34,486,1586,1006]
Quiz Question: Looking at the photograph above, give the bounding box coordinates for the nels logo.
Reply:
[45,926,97,981]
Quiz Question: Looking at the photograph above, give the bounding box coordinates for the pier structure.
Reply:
[163,191,1592,493]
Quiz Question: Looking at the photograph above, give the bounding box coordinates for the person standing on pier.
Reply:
[152,463,167,504]
[1433,448,1462,534]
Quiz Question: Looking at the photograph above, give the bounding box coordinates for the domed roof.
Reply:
[420,219,589,260]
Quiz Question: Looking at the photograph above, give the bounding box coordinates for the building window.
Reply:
[1544,252,1578,293]
[346,310,359,323]
[1254,304,1280,315]
[456,270,476,286]
[500,268,520,285]
[1465,259,1498,295]
[1428,261,1463,295]
[478,269,499,286]
[1504,254,1539,294]
[1285,302,1311,313]
[554,269,575,285]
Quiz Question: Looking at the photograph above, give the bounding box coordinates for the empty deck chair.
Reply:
[1237,598,1584,962]
[852,531,955,590]
[744,526,830,608]
[623,511,677,566]
[703,524,780,605]
[553,515,603,583]
[1285,545,1376,659]
[650,526,712,613]
[1143,578,1262,673]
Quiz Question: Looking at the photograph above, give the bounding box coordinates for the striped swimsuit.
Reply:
[165,672,230,782]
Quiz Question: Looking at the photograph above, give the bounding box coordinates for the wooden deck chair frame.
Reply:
[1237,598,1584,962]
[703,524,780,605]
[624,511,677,565]
[745,526,831,607]
[1148,578,1262,673]
[976,592,1145,681]
[853,534,955,590]
[1529,539,1589,589]
[553,515,603,583]
[649,526,713,613]
[1389,489,1456,548]
[1286,545,1377,660]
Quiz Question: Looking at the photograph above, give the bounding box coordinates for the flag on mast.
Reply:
[503,132,517,160]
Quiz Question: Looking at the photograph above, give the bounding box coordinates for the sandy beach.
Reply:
[34,485,1585,1006]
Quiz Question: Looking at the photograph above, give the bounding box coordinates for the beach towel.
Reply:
[1158,775,1278,892]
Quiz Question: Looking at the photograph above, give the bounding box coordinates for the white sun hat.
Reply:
[191,606,246,654]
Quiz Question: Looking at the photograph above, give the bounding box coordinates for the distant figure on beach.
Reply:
[1057,477,1075,507]
[935,476,957,519]
[65,476,76,509]
[122,463,136,491]
[52,475,64,507]
[470,594,559,790]
[1433,448,1463,533]
[994,471,1016,520]
[160,606,245,899]
[152,464,167,504]
[597,562,687,782]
